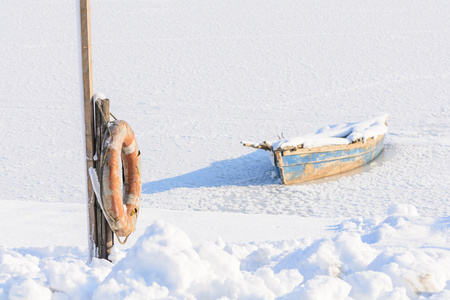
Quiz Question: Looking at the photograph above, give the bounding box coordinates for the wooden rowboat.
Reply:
[271,134,384,184]
[243,115,388,185]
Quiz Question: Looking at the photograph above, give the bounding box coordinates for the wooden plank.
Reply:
[263,141,273,150]
[80,0,96,260]
[95,201,103,257]
[274,152,286,184]
[280,135,383,156]
[95,99,114,260]
[80,0,93,100]
[275,135,385,184]
[95,101,104,259]
[241,142,270,151]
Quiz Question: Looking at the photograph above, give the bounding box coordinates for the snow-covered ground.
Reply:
[1,0,450,299]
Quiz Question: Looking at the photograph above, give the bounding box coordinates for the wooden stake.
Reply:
[95,99,114,259]
[80,0,114,260]
[80,0,96,260]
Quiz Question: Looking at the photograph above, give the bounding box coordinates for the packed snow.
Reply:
[248,114,389,150]
[1,0,450,299]
[1,205,449,299]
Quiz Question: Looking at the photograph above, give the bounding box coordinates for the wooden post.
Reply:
[95,99,114,259]
[80,0,96,260]
[80,0,113,260]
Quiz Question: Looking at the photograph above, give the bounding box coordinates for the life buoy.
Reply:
[100,120,141,239]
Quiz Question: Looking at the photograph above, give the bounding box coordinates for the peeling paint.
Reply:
[274,135,385,184]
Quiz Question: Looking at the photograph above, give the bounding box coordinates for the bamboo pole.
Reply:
[80,0,96,260]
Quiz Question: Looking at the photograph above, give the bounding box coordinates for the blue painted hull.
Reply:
[274,135,385,184]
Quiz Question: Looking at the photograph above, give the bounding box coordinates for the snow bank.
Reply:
[1,204,449,299]
[93,221,303,299]
[269,114,389,150]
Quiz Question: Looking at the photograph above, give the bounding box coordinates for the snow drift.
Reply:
[1,205,449,299]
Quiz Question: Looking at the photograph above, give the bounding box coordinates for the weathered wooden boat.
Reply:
[243,115,388,185]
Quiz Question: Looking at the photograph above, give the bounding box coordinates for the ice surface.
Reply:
[1,0,450,298]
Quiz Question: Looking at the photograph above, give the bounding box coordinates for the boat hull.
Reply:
[274,135,385,184]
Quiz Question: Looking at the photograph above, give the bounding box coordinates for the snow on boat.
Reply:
[243,115,389,185]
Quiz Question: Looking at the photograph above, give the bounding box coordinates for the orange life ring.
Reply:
[100,120,141,239]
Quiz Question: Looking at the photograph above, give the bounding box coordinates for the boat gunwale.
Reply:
[276,146,377,166]
[275,134,385,157]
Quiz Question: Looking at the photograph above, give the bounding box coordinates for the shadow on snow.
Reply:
[142,151,277,194]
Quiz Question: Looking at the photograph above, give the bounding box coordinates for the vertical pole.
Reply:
[80,0,96,260]
[95,99,114,259]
